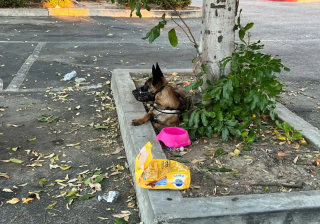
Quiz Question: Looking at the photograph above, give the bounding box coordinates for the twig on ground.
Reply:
[248,181,303,188]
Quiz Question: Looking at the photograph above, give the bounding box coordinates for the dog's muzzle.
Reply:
[132,87,155,102]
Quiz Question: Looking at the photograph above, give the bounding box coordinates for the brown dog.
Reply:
[132,63,188,130]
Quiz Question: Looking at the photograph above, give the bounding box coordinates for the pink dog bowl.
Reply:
[156,127,191,148]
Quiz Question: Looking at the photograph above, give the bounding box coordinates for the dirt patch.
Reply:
[131,72,320,198]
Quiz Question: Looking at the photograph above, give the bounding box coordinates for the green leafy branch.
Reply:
[106,0,151,18]
[182,11,290,150]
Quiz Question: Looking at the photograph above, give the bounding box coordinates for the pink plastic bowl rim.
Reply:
[156,127,191,147]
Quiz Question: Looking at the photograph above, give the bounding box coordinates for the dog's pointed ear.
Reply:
[152,63,164,86]
[152,64,156,75]
[156,63,163,75]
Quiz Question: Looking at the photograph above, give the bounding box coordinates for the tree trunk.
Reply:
[199,0,238,90]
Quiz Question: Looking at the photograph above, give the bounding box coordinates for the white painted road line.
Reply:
[0,84,103,93]
[5,42,46,91]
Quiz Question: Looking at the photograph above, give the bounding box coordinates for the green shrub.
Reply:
[149,0,191,9]
[182,11,290,150]
[115,0,191,9]
[0,0,27,7]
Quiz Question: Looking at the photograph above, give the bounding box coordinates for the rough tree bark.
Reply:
[199,0,238,90]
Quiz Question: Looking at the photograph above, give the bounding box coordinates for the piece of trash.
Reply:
[167,147,185,152]
[98,191,119,203]
[135,142,190,189]
[63,71,77,81]
[75,78,86,83]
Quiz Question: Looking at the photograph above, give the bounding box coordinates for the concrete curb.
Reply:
[275,103,320,148]
[112,69,320,224]
[0,8,202,18]
[0,9,48,16]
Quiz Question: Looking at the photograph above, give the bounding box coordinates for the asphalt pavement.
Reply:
[0,0,320,223]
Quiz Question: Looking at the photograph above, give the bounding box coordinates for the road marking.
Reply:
[6,42,46,91]
[1,84,103,93]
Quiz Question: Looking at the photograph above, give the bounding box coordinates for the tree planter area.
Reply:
[112,68,320,224]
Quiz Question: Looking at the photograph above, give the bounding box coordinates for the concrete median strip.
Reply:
[0,8,201,18]
[112,69,320,224]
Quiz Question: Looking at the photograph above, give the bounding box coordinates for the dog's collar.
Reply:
[154,85,166,96]
[154,107,181,114]
[153,85,186,114]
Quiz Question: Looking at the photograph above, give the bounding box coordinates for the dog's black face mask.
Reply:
[132,86,155,102]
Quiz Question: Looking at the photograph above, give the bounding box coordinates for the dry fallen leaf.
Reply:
[293,156,299,164]
[7,198,20,204]
[50,164,60,169]
[89,183,102,191]
[22,198,34,204]
[316,159,320,167]
[113,211,131,221]
[3,188,13,193]
[111,147,123,155]
[27,161,42,167]
[278,152,288,157]
[59,165,71,170]
[0,173,9,179]
[46,202,57,209]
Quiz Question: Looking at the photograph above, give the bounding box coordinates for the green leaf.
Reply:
[129,0,135,17]
[241,131,248,138]
[225,119,238,127]
[201,112,208,126]
[39,178,47,187]
[21,102,34,105]
[201,64,207,74]
[94,170,102,175]
[239,29,245,42]
[93,175,105,184]
[194,111,200,128]
[275,120,283,129]
[214,148,224,158]
[244,22,254,31]
[142,14,167,43]
[222,127,229,142]
[185,79,203,92]
[188,129,197,140]
[135,0,141,18]
[10,158,24,163]
[38,115,60,123]
[64,195,79,200]
[228,126,241,137]
[198,126,204,136]
[84,177,91,185]
[188,110,196,127]
[114,218,128,224]
[79,195,94,201]
[205,126,213,138]
[27,137,37,142]
[292,132,303,140]
[46,202,57,210]
[243,144,252,151]
[216,111,223,122]
[282,122,292,133]
[168,28,178,47]
[182,112,188,124]
[141,0,151,11]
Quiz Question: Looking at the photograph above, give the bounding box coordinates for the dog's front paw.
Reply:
[132,119,143,126]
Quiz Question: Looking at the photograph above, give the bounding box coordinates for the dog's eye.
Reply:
[142,85,148,92]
